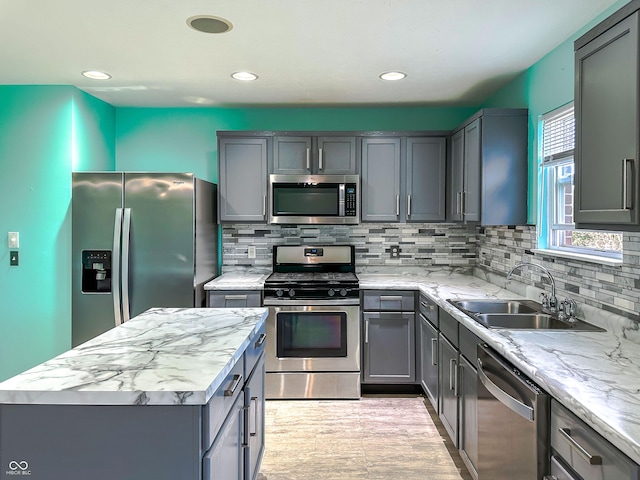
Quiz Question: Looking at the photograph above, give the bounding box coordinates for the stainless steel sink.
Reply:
[447,299,605,332]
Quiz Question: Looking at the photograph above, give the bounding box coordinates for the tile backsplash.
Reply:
[475,225,640,322]
[222,223,477,271]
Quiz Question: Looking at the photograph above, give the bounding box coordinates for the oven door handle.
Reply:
[263,298,360,306]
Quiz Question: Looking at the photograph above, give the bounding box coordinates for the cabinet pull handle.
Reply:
[461,191,466,216]
[224,374,243,396]
[224,294,248,301]
[455,363,461,397]
[623,158,634,210]
[263,195,267,217]
[380,295,403,301]
[365,319,369,344]
[431,338,437,366]
[255,332,267,348]
[396,195,400,216]
[407,195,412,217]
[456,192,462,215]
[558,428,602,465]
[306,148,311,171]
[420,300,433,311]
[449,359,457,391]
[250,397,258,436]
[319,148,324,170]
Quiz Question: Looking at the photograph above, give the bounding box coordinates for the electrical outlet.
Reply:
[248,246,256,259]
[8,232,19,248]
[10,251,19,266]
[390,245,401,258]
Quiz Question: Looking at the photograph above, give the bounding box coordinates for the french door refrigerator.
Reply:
[72,172,218,346]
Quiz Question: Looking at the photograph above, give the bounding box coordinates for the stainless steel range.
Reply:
[263,245,360,399]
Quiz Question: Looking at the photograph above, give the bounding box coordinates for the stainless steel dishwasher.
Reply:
[477,344,550,480]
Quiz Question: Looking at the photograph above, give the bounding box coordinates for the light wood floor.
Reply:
[259,395,473,480]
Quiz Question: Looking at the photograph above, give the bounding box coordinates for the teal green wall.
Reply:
[115,106,477,181]
[0,86,114,382]
[483,0,632,223]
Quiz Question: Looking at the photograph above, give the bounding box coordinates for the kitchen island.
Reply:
[0,307,268,480]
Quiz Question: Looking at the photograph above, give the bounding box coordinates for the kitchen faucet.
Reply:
[506,262,558,312]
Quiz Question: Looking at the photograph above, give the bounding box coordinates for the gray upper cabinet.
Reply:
[273,135,357,175]
[406,137,447,222]
[362,136,447,223]
[448,109,528,225]
[361,137,402,222]
[219,137,269,223]
[575,8,640,230]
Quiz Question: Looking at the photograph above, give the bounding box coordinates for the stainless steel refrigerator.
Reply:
[72,172,218,346]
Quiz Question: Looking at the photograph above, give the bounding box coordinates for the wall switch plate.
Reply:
[8,232,19,248]
[10,251,19,266]
[390,245,401,258]
[248,246,256,259]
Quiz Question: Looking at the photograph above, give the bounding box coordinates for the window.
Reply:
[540,104,622,258]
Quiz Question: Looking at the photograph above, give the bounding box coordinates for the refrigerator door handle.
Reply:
[113,208,124,326]
[121,208,132,323]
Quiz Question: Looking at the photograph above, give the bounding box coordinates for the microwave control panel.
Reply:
[345,184,357,216]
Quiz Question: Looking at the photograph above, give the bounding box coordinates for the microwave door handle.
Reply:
[339,183,345,216]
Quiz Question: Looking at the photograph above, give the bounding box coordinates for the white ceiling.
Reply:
[0,0,619,108]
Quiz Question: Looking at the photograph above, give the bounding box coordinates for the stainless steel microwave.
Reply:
[269,174,360,224]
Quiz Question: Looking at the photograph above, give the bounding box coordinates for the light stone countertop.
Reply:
[0,307,268,406]
[201,269,640,465]
[204,272,270,290]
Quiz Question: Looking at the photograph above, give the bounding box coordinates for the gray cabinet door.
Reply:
[459,354,478,480]
[575,12,639,228]
[203,393,245,480]
[449,129,465,222]
[245,353,265,480]
[463,118,481,223]
[406,137,446,222]
[219,138,268,222]
[273,136,313,174]
[362,312,415,383]
[318,136,357,174]
[361,137,401,222]
[439,333,459,447]
[419,313,439,412]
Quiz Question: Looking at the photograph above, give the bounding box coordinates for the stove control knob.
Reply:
[328,289,336,297]
[340,288,348,297]
[288,289,296,298]
[276,289,284,297]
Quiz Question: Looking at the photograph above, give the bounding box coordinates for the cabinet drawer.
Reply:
[551,400,640,480]
[202,356,244,451]
[245,321,267,380]
[363,290,415,311]
[418,293,438,328]
[208,290,262,308]
[439,308,459,347]
[459,324,481,363]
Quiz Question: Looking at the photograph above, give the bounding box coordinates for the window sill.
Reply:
[531,248,622,267]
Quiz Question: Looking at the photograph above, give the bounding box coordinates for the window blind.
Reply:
[542,106,574,163]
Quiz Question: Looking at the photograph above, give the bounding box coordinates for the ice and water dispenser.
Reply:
[81,250,112,293]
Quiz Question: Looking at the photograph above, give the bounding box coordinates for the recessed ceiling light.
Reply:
[379,71,407,81]
[82,70,111,80]
[231,71,258,81]
[187,15,233,34]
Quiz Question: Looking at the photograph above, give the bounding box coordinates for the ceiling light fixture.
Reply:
[187,15,233,34]
[379,71,407,81]
[82,70,112,80]
[231,71,258,81]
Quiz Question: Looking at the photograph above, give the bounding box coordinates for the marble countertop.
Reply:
[0,307,268,406]
[203,270,640,464]
[204,272,270,290]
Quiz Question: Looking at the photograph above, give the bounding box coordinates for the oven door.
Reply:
[265,301,360,373]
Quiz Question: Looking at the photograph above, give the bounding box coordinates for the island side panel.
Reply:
[0,404,202,480]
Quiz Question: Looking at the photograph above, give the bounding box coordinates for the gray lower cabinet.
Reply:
[439,333,459,447]
[459,354,478,480]
[273,135,357,174]
[203,392,245,480]
[362,312,416,383]
[219,137,269,222]
[245,353,266,480]
[574,8,640,230]
[208,290,262,308]
[419,313,439,411]
[448,109,528,225]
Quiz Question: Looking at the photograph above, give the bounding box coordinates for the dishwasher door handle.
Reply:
[477,358,534,422]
